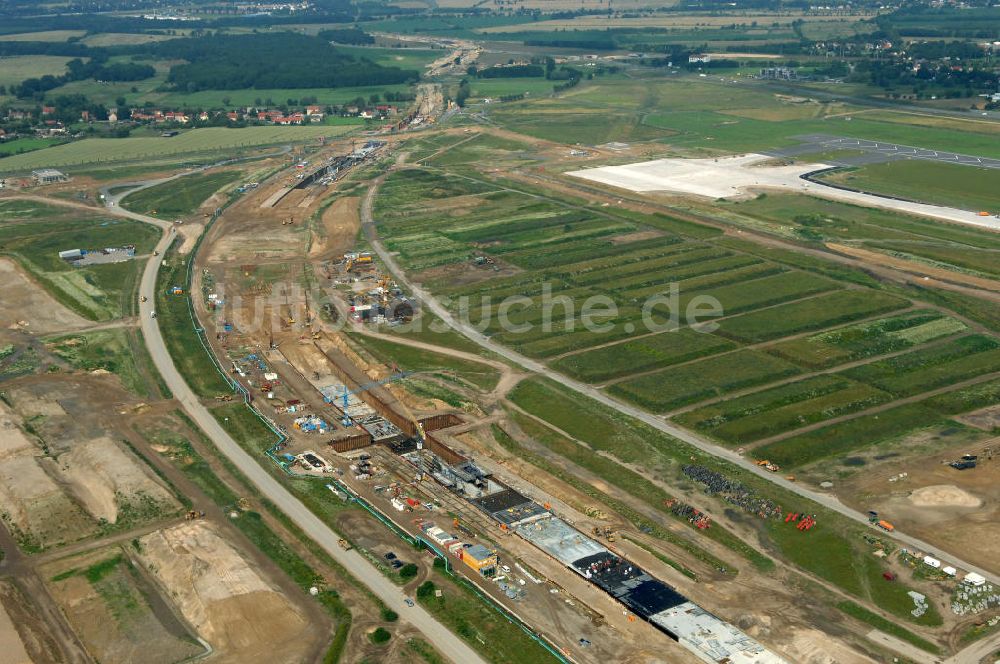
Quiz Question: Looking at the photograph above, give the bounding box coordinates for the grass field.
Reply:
[152,85,415,109]
[349,334,500,391]
[123,170,243,219]
[469,78,557,100]
[552,328,735,383]
[837,602,941,654]
[480,76,1000,158]
[0,126,354,173]
[609,348,801,412]
[925,377,1000,415]
[715,290,910,343]
[0,200,158,320]
[46,329,153,397]
[673,375,891,446]
[842,334,1000,397]
[0,30,86,41]
[81,32,178,47]
[752,402,950,468]
[332,45,440,69]
[0,137,67,156]
[0,55,76,88]
[416,571,560,664]
[764,311,968,369]
[719,193,1000,277]
[155,242,232,397]
[817,161,1000,213]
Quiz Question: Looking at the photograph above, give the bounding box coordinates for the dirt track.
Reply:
[826,242,1000,294]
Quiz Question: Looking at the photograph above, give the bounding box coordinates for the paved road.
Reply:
[361,169,1000,662]
[360,171,1000,592]
[770,134,1000,170]
[104,187,486,664]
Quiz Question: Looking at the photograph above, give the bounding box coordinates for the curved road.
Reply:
[107,185,486,664]
[360,174,1000,592]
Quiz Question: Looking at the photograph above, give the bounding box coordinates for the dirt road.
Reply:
[360,162,1000,599]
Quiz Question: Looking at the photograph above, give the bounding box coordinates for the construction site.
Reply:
[6,67,1000,663]
[162,137,855,664]
[123,110,1000,663]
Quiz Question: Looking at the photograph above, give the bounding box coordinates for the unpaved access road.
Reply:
[105,182,488,664]
[360,164,1000,598]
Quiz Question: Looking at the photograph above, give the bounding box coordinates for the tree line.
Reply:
[13,57,155,99]
[154,33,418,92]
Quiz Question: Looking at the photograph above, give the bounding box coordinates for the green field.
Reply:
[332,45,440,69]
[480,76,1000,157]
[0,126,354,173]
[416,572,560,664]
[0,55,75,87]
[719,193,1000,278]
[552,328,735,383]
[0,30,86,42]
[764,311,968,369]
[151,85,415,109]
[837,602,941,654]
[155,242,232,397]
[46,329,154,397]
[609,349,801,412]
[843,334,1000,397]
[925,377,1000,415]
[0,137,67,156]
[752,402,951,468]
[470,78,557,100]
[122,170,243,219]
[817,160,1000,213]
[0,200,159,320]
[673,375,891,446]
[715,290,910,343]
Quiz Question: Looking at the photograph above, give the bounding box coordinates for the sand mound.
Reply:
[909,484,982,508]
[0,258,90,334]
[787,627,875,664]
[54,436,177,523]
[137,522,312,664]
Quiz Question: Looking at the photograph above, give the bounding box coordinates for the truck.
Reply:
[876,520,894,532]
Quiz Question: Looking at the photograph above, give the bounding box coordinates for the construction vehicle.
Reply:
[755,459,780,472]
[344,252,374,272]
[140,295,148,303]
[214,394,233,402]
[184,510,205,520]
[338,539,352,550]
[876,520,894,532]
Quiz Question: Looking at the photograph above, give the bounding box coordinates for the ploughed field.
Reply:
[376,167,1000,473]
